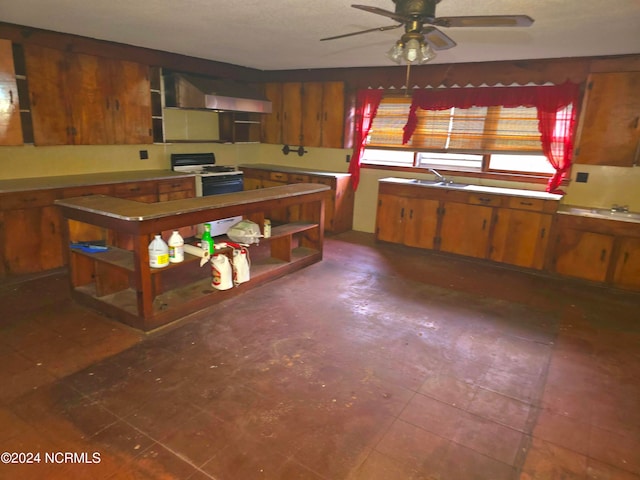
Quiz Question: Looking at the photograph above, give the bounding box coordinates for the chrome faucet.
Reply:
[429,168,448,184]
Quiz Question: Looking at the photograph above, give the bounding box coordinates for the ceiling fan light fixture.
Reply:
[386,41,405,64]
[386,34,436,65]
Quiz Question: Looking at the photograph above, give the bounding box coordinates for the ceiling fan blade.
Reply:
[433,15,534,28]
[351,4,410,24]
[422,27,457,50]
[320,23,403,41]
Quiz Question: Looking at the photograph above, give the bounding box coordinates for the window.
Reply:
[362,95,574,176]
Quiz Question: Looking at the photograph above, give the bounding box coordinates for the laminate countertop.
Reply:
[379,177,563,201]
[55,183,330,222]
[0,170,193,194]
[238,164,351,179]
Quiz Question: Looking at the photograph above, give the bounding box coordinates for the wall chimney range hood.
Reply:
[164,72,272,114]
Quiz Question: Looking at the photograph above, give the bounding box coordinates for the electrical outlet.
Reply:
[576,172,589,183]
[346,154,351,163]
[139,150,149,160]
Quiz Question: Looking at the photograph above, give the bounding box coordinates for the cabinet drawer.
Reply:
[467,193,503,207]
[507,196,545,211]
[269,171,289,182]
[289,173,310,183]
[62,185,113,199]
[157,178,195,194]
[311,176,335,187]
[241,169,270,181]
[0,190,58,210]
[113,182,156,197]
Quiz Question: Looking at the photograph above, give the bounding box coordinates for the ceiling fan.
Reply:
[321,0,534,63]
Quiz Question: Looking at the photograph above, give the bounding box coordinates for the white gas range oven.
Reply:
[170,152,244,236]
[170,152,243,197]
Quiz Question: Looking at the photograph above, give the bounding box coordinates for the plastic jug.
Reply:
[148,235,169,268]
[168,230,184,263]
[211,254,233,290]
[232,246,250,285]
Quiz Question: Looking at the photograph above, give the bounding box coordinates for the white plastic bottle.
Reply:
[168,230,184,263]
[211,254,233,290]
[148,234,169,268]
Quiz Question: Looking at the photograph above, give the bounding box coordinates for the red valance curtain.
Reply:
[402,81,581,193]
[349,89,384,190]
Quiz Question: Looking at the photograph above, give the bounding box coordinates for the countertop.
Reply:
[238,164,351,179]
[55,183,330,222]
[379,177,563,201]
[0,170,194,194]
[557,205,640,224]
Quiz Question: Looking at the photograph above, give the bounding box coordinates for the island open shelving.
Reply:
[55,183,328,331]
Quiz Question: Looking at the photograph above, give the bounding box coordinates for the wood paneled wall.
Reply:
[2,21,639,94]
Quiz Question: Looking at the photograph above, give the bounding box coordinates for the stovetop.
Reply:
[170,152,241,176]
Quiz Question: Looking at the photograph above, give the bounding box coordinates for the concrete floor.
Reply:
[1,231,639,480]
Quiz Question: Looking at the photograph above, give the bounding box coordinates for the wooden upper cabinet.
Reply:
[282,82,302,145]
[320,81,345,148]
[302,82,323,147]
[261,81,345,149]
[24,44,152,146]
[23,44,70,145]
[261,82,283,144]
[0,39,23,145]
[574,71,640,166]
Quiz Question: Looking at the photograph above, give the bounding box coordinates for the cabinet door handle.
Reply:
[400,207,405,218]
[623,252,629,264]
[600,249,607,262]
[520,201,533,206]
[409,209,413,219]
[482,219,487,230]
[478,197,491,204]
[540,228,546,239]
[9,90,13,105]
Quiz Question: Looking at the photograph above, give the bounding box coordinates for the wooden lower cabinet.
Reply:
[376,178,560,272]
[612,237,640,290]
[439,202,493,258]
[553,229,614,283]
[377,194,439,248]
[490,209,552,270]
[550,214,640,291]
[240,165,354,233]
[1,205,63,274]
[0,175,195,278]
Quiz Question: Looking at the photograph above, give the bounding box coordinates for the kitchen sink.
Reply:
[410,179,468,188]
[560,206,640,222]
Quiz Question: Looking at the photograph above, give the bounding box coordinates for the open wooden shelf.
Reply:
[56,185,328,331]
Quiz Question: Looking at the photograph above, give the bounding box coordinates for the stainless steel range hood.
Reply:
[164,72,272,114]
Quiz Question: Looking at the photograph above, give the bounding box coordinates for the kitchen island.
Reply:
[55,183,329,331]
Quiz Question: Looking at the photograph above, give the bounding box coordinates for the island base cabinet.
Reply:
[56,185,328,331]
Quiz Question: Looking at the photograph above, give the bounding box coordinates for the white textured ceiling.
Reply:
[2,0,640,70]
